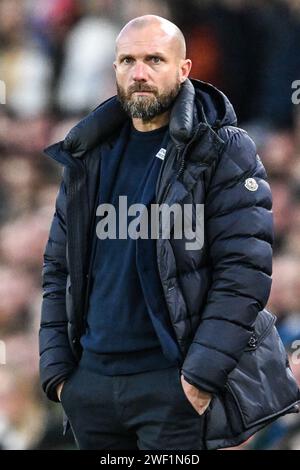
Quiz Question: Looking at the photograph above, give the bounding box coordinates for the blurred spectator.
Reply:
[259,131,296,179]
[0,0,53,116]
[0,366,45,449]
[268,180,294,252]
[267,255,300,319]
[0,266,37,334]
[0,211,52,270]
[57,15,118,113]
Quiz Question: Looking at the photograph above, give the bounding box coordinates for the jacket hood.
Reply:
[56,78,237,159]
[192,78,237,129]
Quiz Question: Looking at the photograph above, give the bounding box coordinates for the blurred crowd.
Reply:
[0,0,300,450]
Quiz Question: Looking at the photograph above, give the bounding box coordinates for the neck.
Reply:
[132,110,170,132]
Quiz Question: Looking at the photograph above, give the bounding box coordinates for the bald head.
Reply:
[116,15,186,60]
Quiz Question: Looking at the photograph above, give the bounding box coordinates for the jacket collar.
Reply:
[59,79,200,159]
[44,77,235,164]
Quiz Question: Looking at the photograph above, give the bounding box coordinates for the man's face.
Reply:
[114,26,188,121]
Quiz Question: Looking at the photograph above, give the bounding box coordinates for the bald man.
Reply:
[40,15,278,450]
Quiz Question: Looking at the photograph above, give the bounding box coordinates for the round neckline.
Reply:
[130,123,169,140]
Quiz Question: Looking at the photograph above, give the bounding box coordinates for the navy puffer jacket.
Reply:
[39,78,299,449]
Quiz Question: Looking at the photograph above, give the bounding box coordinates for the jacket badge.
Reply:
[245,178,258,191]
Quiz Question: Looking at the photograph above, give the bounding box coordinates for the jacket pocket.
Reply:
[204,308,300,449]
[225,308,300,429]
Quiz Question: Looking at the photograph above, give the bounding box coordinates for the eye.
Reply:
[122,57,134,64]
[151,56,161,64]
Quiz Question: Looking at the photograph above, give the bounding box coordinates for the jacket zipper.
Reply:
[245,313,276,351]
[156,145,183,205]
[175,123,208,181]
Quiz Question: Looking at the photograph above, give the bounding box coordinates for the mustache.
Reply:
[127,83,158,95]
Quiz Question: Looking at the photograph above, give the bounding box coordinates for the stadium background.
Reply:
[0,0,300,450]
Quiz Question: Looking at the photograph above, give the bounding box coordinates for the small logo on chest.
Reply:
[155,148,166,160]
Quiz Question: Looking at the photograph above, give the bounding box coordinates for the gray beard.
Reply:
[116,82,181,122]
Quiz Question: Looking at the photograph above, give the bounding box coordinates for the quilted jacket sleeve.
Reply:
[181,127,274,394]
[39,173,77,402]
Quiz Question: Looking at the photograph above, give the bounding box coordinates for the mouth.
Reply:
[132,91,154,95]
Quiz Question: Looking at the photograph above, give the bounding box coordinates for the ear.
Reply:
[179,59,192,83]
[113,61,117,71]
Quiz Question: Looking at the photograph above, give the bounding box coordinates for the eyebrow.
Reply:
[118,52,167,61]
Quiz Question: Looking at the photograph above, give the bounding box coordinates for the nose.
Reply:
[132,62,148,82]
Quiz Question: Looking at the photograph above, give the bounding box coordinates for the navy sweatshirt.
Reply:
[80,122,183,374]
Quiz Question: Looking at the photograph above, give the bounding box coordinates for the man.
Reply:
[39,15,297,450]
